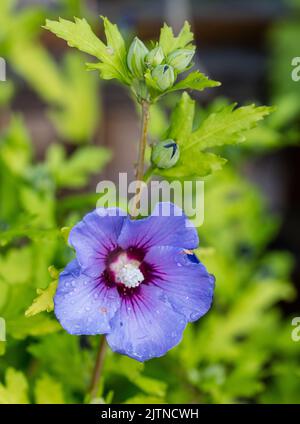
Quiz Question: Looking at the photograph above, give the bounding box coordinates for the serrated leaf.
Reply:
[0,368,29,404]
[48,265,60,280]
[25,280,58,317]
[45,17,131,84]
[186,104,275,151]
[159,21,194,55]
[167,71,220,94]
[34,374,65,404]
[154,101,273,179]
[44,17,105,58]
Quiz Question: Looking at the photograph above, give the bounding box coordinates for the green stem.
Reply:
[89,336,107,400]
[142,165,155,183]
[132,100,150,217]
[135,100,150,182]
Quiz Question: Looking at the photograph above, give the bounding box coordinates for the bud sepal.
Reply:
[166,48,195,72]
[151,139,180,169]
[127,37,149,78]
[151,65,175,91]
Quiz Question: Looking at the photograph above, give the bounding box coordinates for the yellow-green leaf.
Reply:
[25,280,58,317]
[0,368,29,404]
[34,374,65,404]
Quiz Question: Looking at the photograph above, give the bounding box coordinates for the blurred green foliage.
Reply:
[0,0,300,405]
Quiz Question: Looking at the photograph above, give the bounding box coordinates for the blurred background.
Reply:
[0,0,300,404]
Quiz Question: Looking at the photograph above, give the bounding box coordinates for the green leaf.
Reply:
[44,17,105,59]
[124,395,164,404]
[0,115,32,176]
[155,101,274,179]
[49,52,100,143]
[9,41,100,142]
[48,265,60,280]
[0,368,29,404]
[60,227,71,244]
[186,103,275,151]
[105,355,167,398]
[145,70,219,101]
[6,314,61,339]
[45,17,131,84]
[34,374,65,404]
[0,246,32,285]
[156,151,227,179]
[25,280,58,317]
[166,92,195,143]
[28,333,93,392]
[167,71,220,94]
[159,21,194,55]
[0,316,6,356]
[133,375,167,398]
[47,144,111,188]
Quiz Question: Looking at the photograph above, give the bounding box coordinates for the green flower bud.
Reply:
[152,64,175,91]
[127,37,149,78]
[166,48,195,72]
[151,139,180,169]
[145,46,164,67]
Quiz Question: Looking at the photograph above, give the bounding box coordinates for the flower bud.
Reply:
[151,139,180,169]
[127,37,149,78]
[166,48,195,72]
[152,64,175,91]
[145,46,164,67]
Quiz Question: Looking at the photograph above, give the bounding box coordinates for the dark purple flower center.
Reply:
[103,247,153,296]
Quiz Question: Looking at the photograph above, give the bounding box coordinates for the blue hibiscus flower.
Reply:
[54,202,215,362]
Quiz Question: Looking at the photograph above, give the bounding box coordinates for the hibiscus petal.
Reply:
[144,246,215,322]
[54,259,121,335]
[106,284,187,362]
[69,208,126,277]
[118,202,198,251]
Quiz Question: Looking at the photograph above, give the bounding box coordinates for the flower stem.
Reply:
[89,335,107,400]
[132,100,150,217]
[136,100,150,182]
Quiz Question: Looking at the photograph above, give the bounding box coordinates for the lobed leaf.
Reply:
[186,103,275,151]
[159,21,194,56]
[25,280,58,317]
[44,17,131,84]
